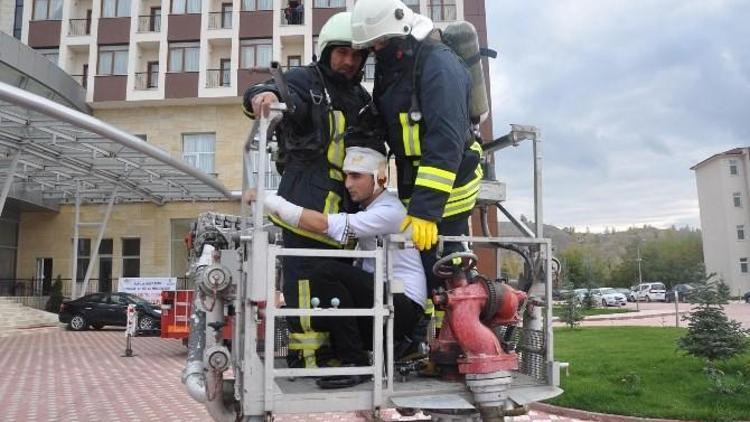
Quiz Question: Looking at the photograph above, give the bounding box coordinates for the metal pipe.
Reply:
[0,81,232,199]
[204,293,236,422]
[0,148,21,215]
[80,187,118,295]
[70,189,81,298]
[183,295,208,403]
[533,136,543,238]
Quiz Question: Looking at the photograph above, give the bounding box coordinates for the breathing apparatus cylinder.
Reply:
[442,21,490,124]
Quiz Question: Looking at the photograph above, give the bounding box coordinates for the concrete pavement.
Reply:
[0,327,589,422]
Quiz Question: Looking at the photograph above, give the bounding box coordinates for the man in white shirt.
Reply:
[253,146,427,387]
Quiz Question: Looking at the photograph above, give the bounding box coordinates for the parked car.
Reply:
[743,291,750,303]
[591,288,628,307]
[665,283,696,303]
[612,287,631,298]
[59,292,161,331]
[631,282,667,302]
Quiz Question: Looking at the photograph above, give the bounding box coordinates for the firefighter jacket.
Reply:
[373,39,483,223]
[243,63,371,246]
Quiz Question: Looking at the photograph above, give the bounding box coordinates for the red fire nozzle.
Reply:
[433,279,526,374]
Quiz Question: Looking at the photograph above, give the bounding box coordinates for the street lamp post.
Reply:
[635,245,643,312]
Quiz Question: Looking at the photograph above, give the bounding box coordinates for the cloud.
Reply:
[485,0,750,232]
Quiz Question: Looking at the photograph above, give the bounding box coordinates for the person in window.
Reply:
[350,0,482,296]
[285,0,303,24]
[247,147,426,388]
[242,12,370,369]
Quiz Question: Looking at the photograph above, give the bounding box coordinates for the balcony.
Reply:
[97,17,131,44]
[68,19,91,36]
[165,72,198,98]
[280,4,304,26]
[208,12,232,29]
[168,14,201,41]
[137,15,161,32]
[134,72,159,90]
[206,68,231,88]
[28,21,62,48]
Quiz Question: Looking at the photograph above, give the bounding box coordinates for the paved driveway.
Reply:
[0,327,588,422]
[575,301,750,328]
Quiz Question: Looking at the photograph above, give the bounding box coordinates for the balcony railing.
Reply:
[428,4,457,22]
[208,11,232,29]
[280,6,304,25]
[134,72,159,90]
[137,15,161,32]
[68,18,91,36]
[206,68,231,88]
[70,74,88,88]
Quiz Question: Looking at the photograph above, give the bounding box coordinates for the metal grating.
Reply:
[0,81,232,205]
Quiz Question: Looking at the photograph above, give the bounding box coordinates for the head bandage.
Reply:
[343,147,387,179]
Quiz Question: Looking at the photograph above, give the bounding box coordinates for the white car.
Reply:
[632,282,667,302]
[591,288,628,307]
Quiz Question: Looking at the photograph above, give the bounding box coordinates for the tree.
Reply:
[678,275,749,362]
[45,274,64,313]
[558,283,584,329]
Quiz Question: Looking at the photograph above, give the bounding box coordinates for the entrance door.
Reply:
[221,2,232,28]
[98,239,113,293]
[86,9,92,34]
[36,258,53,295]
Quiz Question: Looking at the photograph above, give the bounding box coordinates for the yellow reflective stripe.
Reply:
[269,214,343,248]
[447,167,483,202]
[327,111,346,169]
[434,310,445,329]
[442,194,477,217]
[299,279,312,332]
[399,113,421,157]
[415,166,456,193]
[401,198,411,207]
[329,168,343,182]
[470,140,482,154]
[323,191,341,214]
[424,298,434,315]
[304,349,317,367]
[288,332,329,350]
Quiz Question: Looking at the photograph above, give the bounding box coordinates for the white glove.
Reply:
[263,194,303,228]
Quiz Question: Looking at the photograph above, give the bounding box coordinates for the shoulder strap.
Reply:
[409,30,442,124]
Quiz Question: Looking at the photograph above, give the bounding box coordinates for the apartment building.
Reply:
[692,147,750,295]
[1,0,491,295]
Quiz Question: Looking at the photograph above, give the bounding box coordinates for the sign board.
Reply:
[118,277,177,305]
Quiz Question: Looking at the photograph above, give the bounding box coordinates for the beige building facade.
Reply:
[2,0,491,296]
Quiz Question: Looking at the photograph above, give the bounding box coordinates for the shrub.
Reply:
[45,275,64,313]
[558,283,584,329]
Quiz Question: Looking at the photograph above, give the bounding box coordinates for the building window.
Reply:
[122,238,141,277]
[183,133,215,173]
[98,46,128,75]
[241,0,271,10]
[313,0,344,7]
[403,0,419,13]
[240,41,272,68]
[75,238,91,282]
[741,258,748,274]
[729,159,738,176]
[32,0,62,20]
[172,0,201,14]
[733,192,742,208]
[169,43,200,72]
[102,0,131,17]
[13,0,24,38]
[739,225,746,240]
[427,0,456,22]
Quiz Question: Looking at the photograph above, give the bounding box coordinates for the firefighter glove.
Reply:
[400,215,438,251]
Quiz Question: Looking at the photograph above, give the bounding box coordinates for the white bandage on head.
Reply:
[343,147,387,182]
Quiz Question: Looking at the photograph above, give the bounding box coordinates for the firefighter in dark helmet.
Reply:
[242,12,370,368]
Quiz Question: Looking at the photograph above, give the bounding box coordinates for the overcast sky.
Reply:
[484,0,750,232]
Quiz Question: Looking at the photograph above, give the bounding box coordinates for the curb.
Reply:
[552,311,690,323]
[530,402,693,422]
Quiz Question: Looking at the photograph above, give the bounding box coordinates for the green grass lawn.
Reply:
[548,327,750,421]
[552,306,634,318]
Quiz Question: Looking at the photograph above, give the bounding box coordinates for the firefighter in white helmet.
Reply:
[350,0,483,295]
